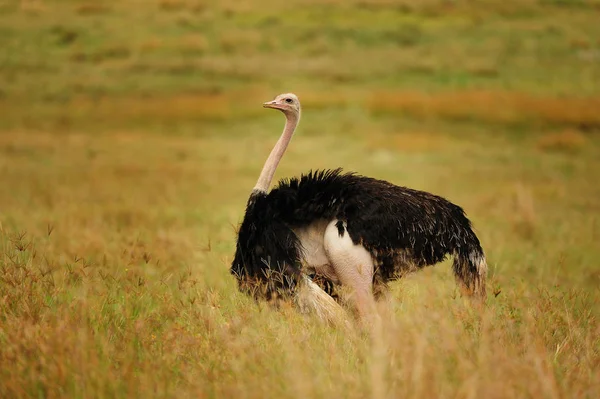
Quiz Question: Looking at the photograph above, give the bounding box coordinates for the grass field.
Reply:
[1,0,599,397]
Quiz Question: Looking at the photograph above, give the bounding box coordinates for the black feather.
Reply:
[231,169,485,299]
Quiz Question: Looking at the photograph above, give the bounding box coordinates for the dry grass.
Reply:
[368,90,600,128]
[537,129,588,153]
[18,0,46,14]
[157,0,187,11]
[1,123,598,398]
[4,89,599,131]
[365,129,453,153]
[511,184,537,241]
[1,0,599,397]
[0,233,593,397]
[75,3,111,15]
[218,30,263,55]
[0,227,597,398]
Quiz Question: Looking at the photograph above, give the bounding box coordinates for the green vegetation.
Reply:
[1,0,599,397]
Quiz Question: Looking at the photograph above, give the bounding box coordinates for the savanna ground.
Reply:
[1,0,599,397]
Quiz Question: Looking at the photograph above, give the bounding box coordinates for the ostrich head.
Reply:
[263,93,301,119]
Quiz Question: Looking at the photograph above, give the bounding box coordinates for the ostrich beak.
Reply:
[263,100,281,110]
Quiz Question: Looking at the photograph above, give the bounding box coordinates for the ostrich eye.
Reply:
[285,98,293,104]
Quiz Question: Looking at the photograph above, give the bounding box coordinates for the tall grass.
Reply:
[1,229,597,398]
[1,123,598,398]
[1,0,599,397]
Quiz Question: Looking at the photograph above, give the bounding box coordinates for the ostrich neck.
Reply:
[253,113,299,193]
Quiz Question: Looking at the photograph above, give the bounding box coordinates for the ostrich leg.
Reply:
[323,220,377,322]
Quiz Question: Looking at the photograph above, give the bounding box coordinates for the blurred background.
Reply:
[1,0,599,397]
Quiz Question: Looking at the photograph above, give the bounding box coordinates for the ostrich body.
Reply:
[231,93,487,322]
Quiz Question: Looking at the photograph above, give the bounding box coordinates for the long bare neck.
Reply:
[253,113,299,193]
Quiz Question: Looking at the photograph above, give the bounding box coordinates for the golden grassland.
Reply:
[3,88,600,129]
[1,124,598,398]
[1,0,600,398]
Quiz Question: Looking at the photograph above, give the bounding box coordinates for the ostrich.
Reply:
[231,93,487,323]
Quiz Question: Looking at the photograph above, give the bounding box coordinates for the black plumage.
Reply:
[231,168,486,301]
